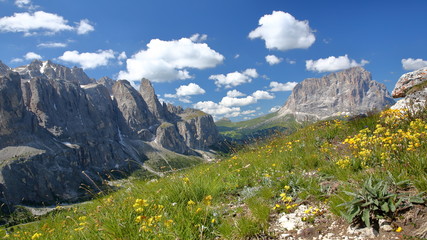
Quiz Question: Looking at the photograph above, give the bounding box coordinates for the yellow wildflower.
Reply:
[31,233,42,240]
[135,215,145,223]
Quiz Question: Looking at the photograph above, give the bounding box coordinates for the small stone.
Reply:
[347,225,379,238]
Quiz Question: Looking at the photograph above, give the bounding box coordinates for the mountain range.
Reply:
[0,60,397,209]
[0,60,219,207]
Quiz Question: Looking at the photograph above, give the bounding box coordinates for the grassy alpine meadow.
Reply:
[2,107,427,239]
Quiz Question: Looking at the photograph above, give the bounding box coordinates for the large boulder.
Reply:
[391,67,427,110]
[392,67,427,98]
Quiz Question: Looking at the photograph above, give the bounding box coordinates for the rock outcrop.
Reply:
[139,78,169,120]
[391,67,427,110]
[0,60,219,207]
[97,76,115,95]
[177,109,219,149]
[155,123,194,155]
[277,67,395,121]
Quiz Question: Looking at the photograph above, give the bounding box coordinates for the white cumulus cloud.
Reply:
[265,55,283,65]
[24,52,42,60]
[269,81,298,92]
[401,58,427,71]
[117,51,127,65]
[76,19,94,35]
[219,90,274,107]
[11,58,23,63]
[226,89,246,97]
[165,83,205,103]
[176,83,206,96]
[118,38,224,82]
[249,11,315,51]
[252,90,274,100]
[0,11,94,36]
[209,68,258,88]
[220,96,256,107]
[58,50,116,69]
[0,11,73,35]
[306,55,369,72]
[190,33,208,42]
[37,42,67,48]
[270,106,281,112]
[193,101,240,116]
[15,0,37,10]
[193,88,276,119]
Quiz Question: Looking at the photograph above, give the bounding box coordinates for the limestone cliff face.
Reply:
[155,123,194,155]
[112,80,159,140]
[0,72,33,142]
[177,109,219,149]
[278,67,395,121]
[0,60,219,207]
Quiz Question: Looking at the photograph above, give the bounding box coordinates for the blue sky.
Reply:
[1,0,426,121]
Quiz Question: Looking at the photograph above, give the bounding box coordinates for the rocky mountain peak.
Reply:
[278,67,395,121]
[139,78,168,120]
[12,60,95,85]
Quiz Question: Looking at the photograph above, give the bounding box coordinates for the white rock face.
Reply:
[391,67,427,110]
[392,67,427,98]
[277,67,394,121]
[277,205,310,231]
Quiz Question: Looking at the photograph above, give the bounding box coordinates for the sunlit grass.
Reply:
[2,108,427,239]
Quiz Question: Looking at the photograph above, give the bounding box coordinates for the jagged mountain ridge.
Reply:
[12,60,95,85]
[277,67,395,121]
[0,60,219,207]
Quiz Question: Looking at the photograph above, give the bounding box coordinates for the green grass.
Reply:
[2,109,427,239]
